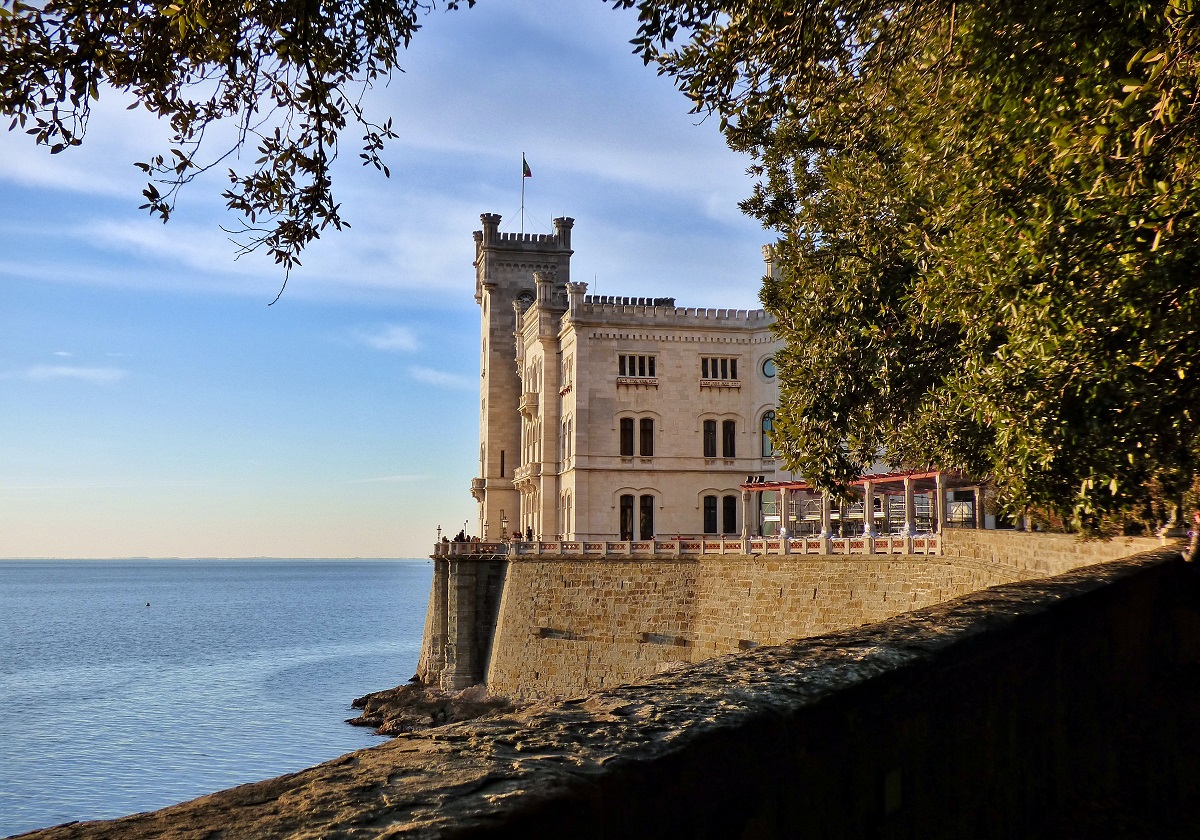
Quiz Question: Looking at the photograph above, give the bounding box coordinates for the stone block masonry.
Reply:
[423,531,1166,698]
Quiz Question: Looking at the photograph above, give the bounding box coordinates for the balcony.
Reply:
[700,378,741,389]
[519,392,539,417]
[470,477,485,502]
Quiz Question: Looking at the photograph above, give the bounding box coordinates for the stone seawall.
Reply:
[476,532,1164,698]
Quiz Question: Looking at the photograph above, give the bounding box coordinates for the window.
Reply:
[703,420,717,458]
[701,356,739,381]
[618,354,656,379]
[500,450,505,477]
[723,495,738,534]
[703,495,718,534]
[620,418,634,457]
[722,420,736,458]
[620,494,634,540]
[762,357,777,378]
[640,494,655,539]
[761,411,776,457]
[640,418,654,456]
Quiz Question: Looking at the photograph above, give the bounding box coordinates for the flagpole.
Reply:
[520,152,525,235]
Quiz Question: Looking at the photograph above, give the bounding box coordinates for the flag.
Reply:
[522,155,532,178]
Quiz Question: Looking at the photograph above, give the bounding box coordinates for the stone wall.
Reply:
[475,531,1166,698]
[940,528,1162,576]
[29,547,1197,840]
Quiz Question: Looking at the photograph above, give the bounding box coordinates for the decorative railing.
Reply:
[432,533,942,558]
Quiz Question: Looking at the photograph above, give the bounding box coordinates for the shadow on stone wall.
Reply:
[23,546,1199,839]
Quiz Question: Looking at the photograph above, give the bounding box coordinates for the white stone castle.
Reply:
[471,213,793,543]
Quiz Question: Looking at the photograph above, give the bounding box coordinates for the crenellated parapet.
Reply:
[572,296,776,330]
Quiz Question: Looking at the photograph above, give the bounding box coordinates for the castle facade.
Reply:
[470,213,793,542]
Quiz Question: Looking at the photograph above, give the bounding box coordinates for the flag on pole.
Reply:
[522,155,532,178]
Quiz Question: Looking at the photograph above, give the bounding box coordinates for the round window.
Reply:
[762,357,777,378]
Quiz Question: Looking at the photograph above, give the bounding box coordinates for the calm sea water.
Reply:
[0,559,433,838]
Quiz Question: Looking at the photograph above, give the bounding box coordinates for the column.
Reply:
[973,485,985,529]
[780,486,791,555]
[862,479,876,539]
[819,492,832,555]
[934,472,947,533]
[902,476,915,537]
[741,489,752,553]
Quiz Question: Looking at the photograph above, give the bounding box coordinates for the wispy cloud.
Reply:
[348,474,429,484]
[409,365,474,390]
[52,351,72,357]
[25,365,127,384]
[356,325,419,351]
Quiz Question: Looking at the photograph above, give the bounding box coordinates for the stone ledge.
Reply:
[20,547,1193,839]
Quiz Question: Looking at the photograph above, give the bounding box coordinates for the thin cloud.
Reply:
[25,365,127,384]
[409,365,474,390]
[52,351,72,357]
[357,325,419,351]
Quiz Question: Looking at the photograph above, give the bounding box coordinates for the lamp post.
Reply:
[501,511,509,542]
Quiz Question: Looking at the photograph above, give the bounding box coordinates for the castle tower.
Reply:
[471,213,573,540]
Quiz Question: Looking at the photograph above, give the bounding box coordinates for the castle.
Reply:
[470,213,792,543]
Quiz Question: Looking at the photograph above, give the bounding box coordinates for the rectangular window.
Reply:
[618,354,657,380]
[639,494,654,540]
[640,418,654,457]
[500,450,505,477]
[620,494,634,541]
[700,357,741,382]
[703,420,717,458]
[722,420,736,458]
[723,495,737,534]
[620,418,634,457]
[703,495,718,534]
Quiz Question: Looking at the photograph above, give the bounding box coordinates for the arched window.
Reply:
[703,495,718,534]
[761,411,776,458]
[620,418,634,457]
[639,494,655,539]
[722,420,736,458]
[703,419,717,458]
[640,418,654,457]
[620,494,634,540]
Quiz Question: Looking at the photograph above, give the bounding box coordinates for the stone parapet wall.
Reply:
[479,532,1170,698]
[940,529,1162,577]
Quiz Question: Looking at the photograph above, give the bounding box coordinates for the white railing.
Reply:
[432,533,943,559]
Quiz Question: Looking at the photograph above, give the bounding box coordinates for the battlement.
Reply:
[574,297,774,328]
[475,213,574,253]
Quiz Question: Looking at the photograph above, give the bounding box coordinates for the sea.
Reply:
[0,558,433,838]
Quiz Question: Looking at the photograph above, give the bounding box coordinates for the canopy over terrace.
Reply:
[739,470,991,540]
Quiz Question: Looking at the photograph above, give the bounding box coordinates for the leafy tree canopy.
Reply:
[618,0,1200,532]
[0,0,471,291]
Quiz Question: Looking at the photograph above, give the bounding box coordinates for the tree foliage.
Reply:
[0,0,470,291]
[617,0,1200,531]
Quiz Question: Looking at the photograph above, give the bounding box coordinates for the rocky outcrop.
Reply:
[346,683,516,736]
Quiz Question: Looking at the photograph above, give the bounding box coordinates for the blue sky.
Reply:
[0,0,770,558]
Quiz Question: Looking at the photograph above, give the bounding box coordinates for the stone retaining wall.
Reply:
[479,532,1164,698]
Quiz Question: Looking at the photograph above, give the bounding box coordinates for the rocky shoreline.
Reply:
[345,681,518,736]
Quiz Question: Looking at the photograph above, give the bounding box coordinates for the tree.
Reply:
[0,0,471,297]
[618,0,1200,534]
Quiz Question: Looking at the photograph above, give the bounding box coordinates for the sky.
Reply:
[0,0,771,559]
